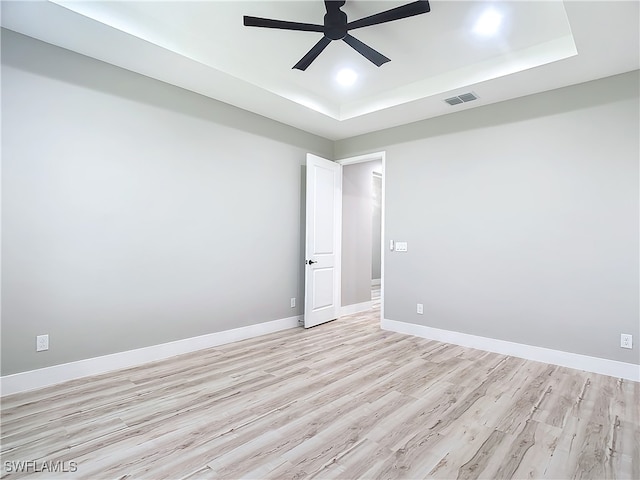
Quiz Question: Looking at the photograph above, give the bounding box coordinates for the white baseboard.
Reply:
[382,319,640,382]
[340,301,373,317]
[1,315,302,396]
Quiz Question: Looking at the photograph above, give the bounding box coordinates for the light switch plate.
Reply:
[395,242,408,252]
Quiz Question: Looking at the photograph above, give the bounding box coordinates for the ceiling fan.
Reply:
[243,0,431,71]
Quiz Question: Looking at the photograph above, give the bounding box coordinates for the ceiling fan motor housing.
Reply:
[324,1,348,40]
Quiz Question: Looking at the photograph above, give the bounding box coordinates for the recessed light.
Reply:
[336,68,357,86]
[473,8,503,36]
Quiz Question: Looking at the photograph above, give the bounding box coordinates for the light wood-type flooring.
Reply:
[1,299,639,479]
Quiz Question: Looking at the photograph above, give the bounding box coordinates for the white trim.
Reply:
[371,278,381,287]
[336,151,384,166]
[1,315,301,396]
[340,301,374,317]
[380,153,385,321]
[382,318,640,382]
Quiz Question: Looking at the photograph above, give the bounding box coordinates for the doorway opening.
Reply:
[337,151,386,323]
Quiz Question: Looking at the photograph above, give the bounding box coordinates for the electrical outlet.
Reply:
[36,334,49,352]
[290,297,296,308]
[417,303,423,315]
[621,334,633,349]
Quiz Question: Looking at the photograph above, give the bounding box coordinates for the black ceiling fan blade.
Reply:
[343,34,390,67]
[347,0,430,31]
[244,16,324,33]
[293,36,332,71]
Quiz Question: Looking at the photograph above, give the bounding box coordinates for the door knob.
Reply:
[306,260,317,265]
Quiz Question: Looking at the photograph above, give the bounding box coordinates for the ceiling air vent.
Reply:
[444,92,478,106]
[444,96,463,106]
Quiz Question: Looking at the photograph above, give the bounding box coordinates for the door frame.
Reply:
[336,151,386,323]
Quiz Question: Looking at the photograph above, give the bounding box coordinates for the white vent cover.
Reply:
[444,92,478,106]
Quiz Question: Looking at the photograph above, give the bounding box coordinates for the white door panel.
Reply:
[312,268,334,309]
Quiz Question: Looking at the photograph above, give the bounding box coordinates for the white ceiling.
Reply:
[2,1,638,140]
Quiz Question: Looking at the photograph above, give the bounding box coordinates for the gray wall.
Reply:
[336,71,640,365]
[2,28,638,377]
[341,161,381,307]
[372,173,382,282]
[1,30,333,375]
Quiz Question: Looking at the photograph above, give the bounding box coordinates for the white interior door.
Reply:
[304,153,342,328]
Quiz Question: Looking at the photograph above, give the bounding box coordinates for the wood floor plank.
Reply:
[1,301,638,479]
